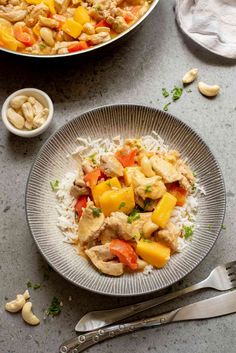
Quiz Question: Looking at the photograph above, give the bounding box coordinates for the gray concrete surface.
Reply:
[0,0,236,352]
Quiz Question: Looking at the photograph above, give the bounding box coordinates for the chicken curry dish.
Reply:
[55,134,199,276]
[0,0,152,55]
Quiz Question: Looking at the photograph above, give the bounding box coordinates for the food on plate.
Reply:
[0,0,152,55]
[7,94,49,130]
[54,132,203,276]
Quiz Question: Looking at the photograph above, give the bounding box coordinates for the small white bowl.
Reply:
[1,88,54,138]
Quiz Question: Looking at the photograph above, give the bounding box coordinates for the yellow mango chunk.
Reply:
[62,19,83,38]
[0,30,19,51]
[74,6,90,25]
[99,187,135,217]
[136,240,171,268]
[92,177,121,207]
[124,167,141,186]
[151,192,177,228]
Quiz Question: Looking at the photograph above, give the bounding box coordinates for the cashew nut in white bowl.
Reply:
[5,294,26,313]
[22,302,40,326]
[182,68,198,84]
[198,81,220,97]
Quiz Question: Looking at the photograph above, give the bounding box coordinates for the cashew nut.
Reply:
[32,108,49,128]
[22,302,40,326]
[10,95,28,110]
[182,68,198,84]
[143,220,159,238]
[141,156,155,177]
[32,99,44,115]
[5,294,26,312]
[25,120,33,130]
[40,27,55,47]
[7,107,25,129]
[83,22,95,35]
[95,26,110,34]
[198,81,220,97]
[23,289,30,300]
[0,10,27,23]
[39,15,59,29]
[22,102,34,122]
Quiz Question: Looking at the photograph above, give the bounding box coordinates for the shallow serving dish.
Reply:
[26,104,226,296]
[0,0,160,59]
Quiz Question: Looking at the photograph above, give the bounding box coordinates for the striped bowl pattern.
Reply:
[26,105,226,296]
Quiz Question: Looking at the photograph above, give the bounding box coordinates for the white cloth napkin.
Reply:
[175,0,236,59]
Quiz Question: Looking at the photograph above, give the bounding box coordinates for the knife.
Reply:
[59,291,236,353]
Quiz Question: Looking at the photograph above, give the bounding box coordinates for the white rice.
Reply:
[55,132,205,271]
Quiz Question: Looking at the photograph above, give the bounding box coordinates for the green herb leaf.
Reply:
[106,182,111,187]
[171,85,183,101]
[127,209,140,224]
[163,102,171,111]
[162,88,169,98]
[118,202,126,209]
[193,172,197,177]
[157,146,160,151]
[142,238,152,243]
[26,281,32,288]
[33,283,41,290]
[221,224,226,230]
[91,207,102,218]
[207,224,212,230]
[187,89,192,93]
[145,185,152,193]
[50,180,60,192]
[183,225,194,240]
[39,43,46,50]
[88,153,97,164]
[47,297,61,316]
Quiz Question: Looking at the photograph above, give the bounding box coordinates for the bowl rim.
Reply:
[0,0,160,59]
[25,104,226,296]
[1,87,54,137]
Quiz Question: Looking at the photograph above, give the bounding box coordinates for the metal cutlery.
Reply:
[76,260,236,332]
[60,290,236,353]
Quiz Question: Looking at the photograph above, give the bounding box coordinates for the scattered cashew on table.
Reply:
[5,289,40,326]
[182,68,220,97]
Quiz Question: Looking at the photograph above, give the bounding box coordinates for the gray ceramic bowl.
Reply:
[26,105,226,296]
[0,0,160,59]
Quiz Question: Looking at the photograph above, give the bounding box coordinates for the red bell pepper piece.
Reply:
[75,195,88,219]
[95,19,111,28]
[14,26,34,47]
[110,239,138,270]
[68,41,89,53]
[168,183,188,206]
[84,168,102,188]
[115,149,136,167]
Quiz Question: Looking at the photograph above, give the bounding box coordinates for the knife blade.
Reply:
[60,291,236,353]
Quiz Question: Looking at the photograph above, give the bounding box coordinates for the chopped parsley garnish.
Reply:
[119,202,126,209]
[26,281,32,288]
[47,297,61,316]
[183,225,194,240]
[207,224,212,230]
[92,207,102,217]
[171,85,183,101]
[106,182,111,187]
[39,43,46,50]
[221,224,226,230]
[127,209,140,224]
[33,283,41,290]
[163,102,171,111]
[50,180,60,192]
[162,88,169,98]
[145,185,152,193]
[193,172,197,177]
[142,239,152,243]
[89,153,97,164]
[143,199,152,210]
[157,146,160,151]
[187,89,192,93]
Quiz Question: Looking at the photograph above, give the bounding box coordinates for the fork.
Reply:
[75,260,236,332]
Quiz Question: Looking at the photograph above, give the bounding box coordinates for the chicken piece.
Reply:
[100,154,124,177]
[156,221,180,252]
[135,176,166,200]
[78,201,104,245]
[0,8,27,22]
[99,211,152,243]
[150,155,182,183]
[107,15,128,33]
[79,31,111,45]
[82,159,94,174]
[25,4,49,27]
[85,243,124,276]
[175,159,196,192]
